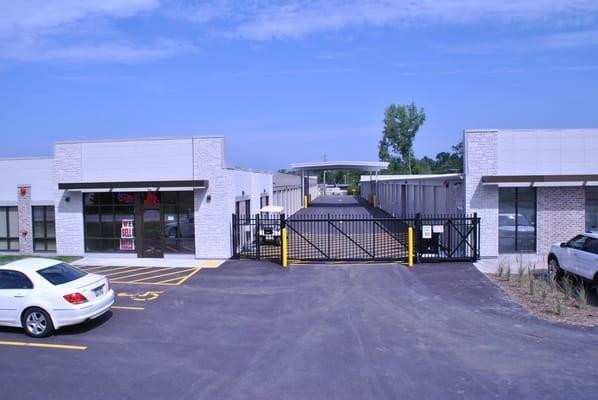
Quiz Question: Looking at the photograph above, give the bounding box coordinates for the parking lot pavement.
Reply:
[1,260,597,400]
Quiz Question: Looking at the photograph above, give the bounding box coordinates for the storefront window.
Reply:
[0,206,19,251]
[586,187,598,233]
[83,191,194,254]
[162,191,195,254]
[499,188,536,253]
[32,206,56,251]
[84,192,136,252]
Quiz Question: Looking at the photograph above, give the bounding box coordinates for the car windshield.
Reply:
[37,263,87,285]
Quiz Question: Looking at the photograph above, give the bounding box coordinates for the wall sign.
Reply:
[433,225,444,234]
[422,225,432,239]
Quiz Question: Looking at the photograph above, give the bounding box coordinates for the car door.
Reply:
[578,237,598,280]
[0,270,34,325]
[561,235,588,275]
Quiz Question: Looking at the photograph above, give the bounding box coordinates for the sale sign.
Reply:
[120,219,135,251]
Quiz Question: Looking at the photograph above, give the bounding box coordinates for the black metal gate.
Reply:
[232,213,480,263]
[285,215,410,262]
[407,214,480,262]
[232,213,284,262]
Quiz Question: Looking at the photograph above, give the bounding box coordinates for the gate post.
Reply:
[473,212,479,261]
[408,226,414,267]
[255,214,261,260]
[415,213,421,263]
[280,213,287,266]
[232,214,238,258]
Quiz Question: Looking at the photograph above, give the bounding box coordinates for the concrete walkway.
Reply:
[73,257,224,268]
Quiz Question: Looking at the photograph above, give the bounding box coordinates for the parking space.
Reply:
[78,265,202,286]
[1,260,597,399]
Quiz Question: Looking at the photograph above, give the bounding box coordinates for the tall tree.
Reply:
[378,103,426,174]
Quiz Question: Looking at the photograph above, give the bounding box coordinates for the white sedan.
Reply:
[548,232,598,292]
[0,258,114,338]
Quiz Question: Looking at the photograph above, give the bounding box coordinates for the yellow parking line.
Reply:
[152,276,185,284]
[174,267,201,285]
[109,280,179,286]
[84,266,136,275]
[151,267,201,285]
[0,340,87,351]
[130,268,194,283]
[112,305,145,311]
[80,265,125,273]
[103,267,155,278]
[108,267,173,281]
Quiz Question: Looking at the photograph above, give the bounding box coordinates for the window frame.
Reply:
[586,187,598,232]
[0,206,19,252]
[32,205,56,252]
[498,187,537,253]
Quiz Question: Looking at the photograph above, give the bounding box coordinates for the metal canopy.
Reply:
[290,161,388,172]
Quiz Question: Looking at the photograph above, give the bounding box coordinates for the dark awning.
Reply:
[58,180,208,190]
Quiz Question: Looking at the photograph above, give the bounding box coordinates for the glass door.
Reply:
[139,207,164,258]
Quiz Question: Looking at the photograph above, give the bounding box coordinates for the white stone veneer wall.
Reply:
[54,142,85,256]
[464,130,499,258]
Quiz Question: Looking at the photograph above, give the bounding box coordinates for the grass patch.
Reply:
[0,255,81,265]
[487,266,597,327]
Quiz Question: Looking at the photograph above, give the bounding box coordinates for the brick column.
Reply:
[17,185,33,255]
[536,187,586,255]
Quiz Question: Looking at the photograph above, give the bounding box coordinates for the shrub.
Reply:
[561,276,573,299]
[497,261,505,277]
[575,284,588,309]
[517,264,525,287]
[554,297,563,316]
[540,283,548,304]
[529,274,535,296]
[505,265,511,282]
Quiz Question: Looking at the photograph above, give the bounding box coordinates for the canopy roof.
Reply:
[290,161,388,172]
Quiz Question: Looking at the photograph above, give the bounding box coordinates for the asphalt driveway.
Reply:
[0,260,597,399]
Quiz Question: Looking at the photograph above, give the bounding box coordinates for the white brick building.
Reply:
[0,136,279,259]
[465,128,598,258]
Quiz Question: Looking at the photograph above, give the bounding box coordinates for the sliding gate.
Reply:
[232,213,480,263]
[285,215,409,262]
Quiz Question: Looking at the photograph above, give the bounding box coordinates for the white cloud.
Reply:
[0,0,182,63]
[0,38,194,63]
[0,0,159,34]
[184,0,598,40]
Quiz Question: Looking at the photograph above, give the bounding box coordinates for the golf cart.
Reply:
[258,205,284,246]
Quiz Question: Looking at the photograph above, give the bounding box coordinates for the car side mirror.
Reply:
[560,242,567,248]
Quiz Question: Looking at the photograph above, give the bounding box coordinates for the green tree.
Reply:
[378,103,426,174]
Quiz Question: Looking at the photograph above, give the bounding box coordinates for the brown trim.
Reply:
[482,175,598,184]
[59,180,208,190]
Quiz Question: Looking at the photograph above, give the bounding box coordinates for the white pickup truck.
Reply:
[548,232,598,293]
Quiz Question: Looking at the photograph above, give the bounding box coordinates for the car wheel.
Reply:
[548,258,563,280]
[22,307,54,338]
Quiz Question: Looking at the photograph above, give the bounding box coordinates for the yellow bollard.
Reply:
[373,195,377,208]
[304,195,308,208]
[408,227,414,268]
[282,227,288,267]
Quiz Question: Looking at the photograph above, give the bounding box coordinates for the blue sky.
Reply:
[1,1,597,171]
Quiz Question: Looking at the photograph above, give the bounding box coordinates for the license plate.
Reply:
[93,285,104,297]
